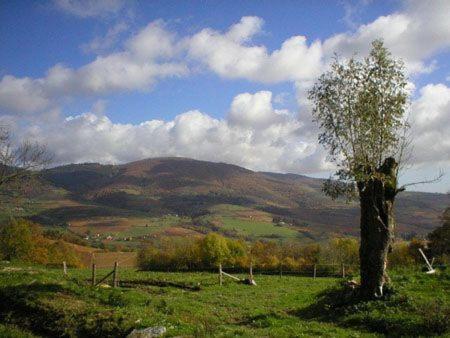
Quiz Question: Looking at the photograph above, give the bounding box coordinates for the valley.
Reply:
[1,157,447,259]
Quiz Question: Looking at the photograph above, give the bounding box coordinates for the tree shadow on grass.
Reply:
[290,283,449,337]
[0,282,135,337]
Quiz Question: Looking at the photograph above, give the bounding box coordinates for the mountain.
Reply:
[33,157,449,240]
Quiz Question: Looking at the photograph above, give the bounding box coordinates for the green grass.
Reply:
[210,204,306,240]
[95,215,189,239]
[0,324,38,338]
[1,263,447,337]
[298,269,450,336]
[220,216,299,239]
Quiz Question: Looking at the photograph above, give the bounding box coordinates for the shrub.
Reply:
[427,207,450,261]
[0,218,82,267]
[0,219,38,262]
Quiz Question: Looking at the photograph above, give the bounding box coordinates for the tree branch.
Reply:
[398,170,444,192]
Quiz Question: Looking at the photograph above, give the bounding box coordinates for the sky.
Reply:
[0,0,449,193]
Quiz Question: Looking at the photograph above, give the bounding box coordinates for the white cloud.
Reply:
[15,91,322,174]
[0,76,50,113]
[186,1,450,84]
[0,21,188,114]
[228,91,288,129]
[410,83,450,165]
[186,16,323,84]
[54,0,126,18]
[323,0,450,74]
[2,3,450,180]
[340,0,373,29]
[4,1,450,115]
[81,21,129,54]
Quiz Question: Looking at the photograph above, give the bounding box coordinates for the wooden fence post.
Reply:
[91,263,96,286]
[219,264,223,286]
[63,261,67,276]
[313,264,316,279]
[342,263,345,278]
[249,261,253,280]
[113,262,119,287]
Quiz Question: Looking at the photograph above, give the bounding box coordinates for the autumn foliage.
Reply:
[0,218,82,267]
[138,233,362,272]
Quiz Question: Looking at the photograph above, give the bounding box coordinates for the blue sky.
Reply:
[0,0,449,192]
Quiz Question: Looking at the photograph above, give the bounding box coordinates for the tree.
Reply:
[427,207,450,260]
[308,40,410,298]
[0,218,36,261]
[199,233,231,267]
[324,238,359,266]
[0,126,51,188]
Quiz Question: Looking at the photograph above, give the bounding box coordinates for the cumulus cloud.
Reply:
[0,21,187,114]
[54,0,126,18]
[186,16,323,84]
[409,83,450,165]
[15,91,322,174]
[81,21,129,54]
[0,76,50,113]
[228,91,288,129]
[323,0,450,74]
[185,1,450,84]
[2,2,450,177]
[4,1,450,114]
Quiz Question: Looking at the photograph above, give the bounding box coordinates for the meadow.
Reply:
[0,262,448,337]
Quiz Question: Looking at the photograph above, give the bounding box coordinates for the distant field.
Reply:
[220,216,299,238]
[5,197,316,247]
[0,263,448,337]
[69,215,187,237]
[63,242,138,268]
[210,204,302,239]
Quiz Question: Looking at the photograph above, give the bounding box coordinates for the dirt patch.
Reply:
[235,210,273,222]
[162,226,199,237]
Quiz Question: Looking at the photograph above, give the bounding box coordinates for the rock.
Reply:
[242,278,257,286]
[127,326,166,338]
[345,279,359,289]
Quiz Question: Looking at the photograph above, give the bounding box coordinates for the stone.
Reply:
[242,278,257,286]
[127,326,166,338]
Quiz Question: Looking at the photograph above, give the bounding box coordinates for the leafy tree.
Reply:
[298,243,321,265]
[309,40,411,298]
[427,207,450,260]
[199,233,231,267]
[0,218,36,261]
[323,238,359,266]
[226,239,248,266]
[250,241,280,269]
[46,240,82,267]
[388,241,416,267]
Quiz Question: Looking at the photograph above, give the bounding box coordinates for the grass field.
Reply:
[220,217,299,239]
[210,204,302,240]
[0,262,448,337]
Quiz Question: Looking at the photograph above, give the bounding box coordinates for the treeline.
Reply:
[138,231,448,273]
[0,218,82,267]
[138,233,360,272]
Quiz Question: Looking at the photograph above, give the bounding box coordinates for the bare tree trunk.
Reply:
[358,157,397,299]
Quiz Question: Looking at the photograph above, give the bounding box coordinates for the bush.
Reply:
[138,235,362,273]
[427,207,450,261]
[0,218,82,267]
[389,241,416,267]
[0,219,38,262]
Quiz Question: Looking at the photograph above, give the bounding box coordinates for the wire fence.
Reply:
[137,263,360,278]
